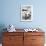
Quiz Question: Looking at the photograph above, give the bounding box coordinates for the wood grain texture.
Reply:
[24,32,45,46]
[2,30,45,46]
[2,32,23,46]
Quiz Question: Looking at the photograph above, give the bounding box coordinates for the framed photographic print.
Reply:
[21,5,33,21]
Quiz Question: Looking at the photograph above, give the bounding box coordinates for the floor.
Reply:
[0,44,2,46]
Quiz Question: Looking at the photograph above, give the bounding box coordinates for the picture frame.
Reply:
[21,5,33,21]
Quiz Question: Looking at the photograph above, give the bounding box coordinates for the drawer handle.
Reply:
[32,39,36,40]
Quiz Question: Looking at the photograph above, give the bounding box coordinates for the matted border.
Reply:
[20,5,33,21]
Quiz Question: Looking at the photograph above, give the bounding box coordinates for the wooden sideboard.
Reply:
[24,32,45,46]
[2,30,45,46]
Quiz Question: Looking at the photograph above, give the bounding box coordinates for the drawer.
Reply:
[31,44,44,46]
[3,32,23,36]
[32,36,45,44]
[3,36,15,44]
[3,36,23,46]
[24,32,44,36]
[3,43,23,46]
[3,36,23,44]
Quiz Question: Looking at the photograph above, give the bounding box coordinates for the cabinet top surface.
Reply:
[3,29,45,33]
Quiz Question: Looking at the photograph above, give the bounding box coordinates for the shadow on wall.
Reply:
[0,24,7,43]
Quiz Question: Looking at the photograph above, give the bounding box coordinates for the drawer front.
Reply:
[3,36,8,44]
[3,32,23,36]
[32,36,45,44]
[3,37,23,46]
[3,36,23,44]
[24,32,45,46]
[32,44,44,46]
[24,32,44,36]
[3,43,23,46]
[3,32,24,46]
